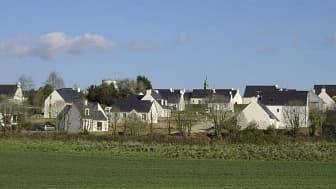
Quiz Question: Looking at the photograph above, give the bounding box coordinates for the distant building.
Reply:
[57,100,108,133]
[0,82,24,103]
[44,88,82,118]
[314,85,336,110]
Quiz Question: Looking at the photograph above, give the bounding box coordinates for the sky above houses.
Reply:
[0,0,335,91]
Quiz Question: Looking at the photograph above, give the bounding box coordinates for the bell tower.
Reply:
[203,75,209,90]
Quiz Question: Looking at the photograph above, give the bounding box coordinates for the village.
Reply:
[0,73,335,138]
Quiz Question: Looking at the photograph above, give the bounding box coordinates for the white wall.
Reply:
[318,90,336,110]
[43,91,66,118]
[237,101,277,129]
[266,105,308,129]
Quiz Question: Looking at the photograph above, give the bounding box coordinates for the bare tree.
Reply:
[46,72,65,89]
[18,75,35,91]
[283,101,307,137]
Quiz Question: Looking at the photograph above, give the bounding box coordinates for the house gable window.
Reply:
[97,122,102,131]
[85,108,90,116]
[141,114,146,121]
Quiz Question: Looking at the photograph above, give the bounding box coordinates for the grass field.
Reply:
[0,149,336,189]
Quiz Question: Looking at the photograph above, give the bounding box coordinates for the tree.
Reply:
[28,84,53,108]
[282,101,307,137]
[309,109,326,137]
[210,109,238,140]
[18,75,35,91]
[136,75,152,93]
[117,79,137,97]
[46,72,65,89]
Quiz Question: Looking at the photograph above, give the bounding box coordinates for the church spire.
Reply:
[203,75,209,90]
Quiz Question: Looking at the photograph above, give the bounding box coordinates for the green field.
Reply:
[0,149,336,189]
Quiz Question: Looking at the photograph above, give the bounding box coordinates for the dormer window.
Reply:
[85,108,90,116]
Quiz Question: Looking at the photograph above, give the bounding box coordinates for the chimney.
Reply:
[321,88,326,93]
[161,99,164,106]
[146,89,152,95]
[170,88,173,93]
[77,88,81,93]
[165,100,168,106]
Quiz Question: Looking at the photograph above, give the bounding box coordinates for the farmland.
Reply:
[0,138,336,189]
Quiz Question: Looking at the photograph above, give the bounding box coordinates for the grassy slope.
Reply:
[0,150,335,189]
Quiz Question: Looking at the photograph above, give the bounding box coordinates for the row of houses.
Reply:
[1,80,336,133]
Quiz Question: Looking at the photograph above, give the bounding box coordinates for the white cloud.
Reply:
[0,32,117,59]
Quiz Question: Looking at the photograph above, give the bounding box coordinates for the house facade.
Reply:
[155,89,186,111]
[314,85,336,111]
[237,100,279,129]
[57,100,108,133]
[111,95,159,124]
[259,90,310,129]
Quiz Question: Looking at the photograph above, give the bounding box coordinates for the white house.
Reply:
[259,90,310,129]
[44,88,81,118]
[155,88,186,111]
[57,100,108,133]
[0,82,24,103]
[111,95,159,124]
[141,89,171,118]
[237,100,279,129]
[314,85,336,111]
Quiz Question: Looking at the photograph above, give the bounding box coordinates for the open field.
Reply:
[0,138,336,189]
[0,149,335,189]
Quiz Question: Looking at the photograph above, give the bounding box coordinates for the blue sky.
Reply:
[0,0,335,91]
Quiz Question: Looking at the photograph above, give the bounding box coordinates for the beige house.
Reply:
[237,100,279,129]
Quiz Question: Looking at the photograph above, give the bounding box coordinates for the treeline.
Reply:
[86,75,152,106]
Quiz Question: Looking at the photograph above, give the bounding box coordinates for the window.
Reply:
[97,122,102,131]
[85,108,90,116]
[141,114,146,121]
[276,108,280,113]
[123,113,127,118]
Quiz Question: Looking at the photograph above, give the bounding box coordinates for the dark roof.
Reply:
[183,91,192,101]
[155,89,182,104]
[258,102,279,120]
[113,95,153,113]
[215,89,237,97]
[191,89,213,98]
[243,85,278,97]
[0,85,17,97]
[56,88,82,103]
[314,85,336,97]
[74,100,107,121]
[259,91,308,106]
[191,89,237,100]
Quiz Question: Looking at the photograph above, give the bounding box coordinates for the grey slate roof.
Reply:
[191,89,236,100]
[191,89,214,98]
[73,100,107,121]
[259,90,308,106]
[56,88,81,103]
[155,89,182,104]
[113,95,153,113]
[0,85,17,97]
[314,85,336,97]
[243,85,278,97]
[258,102,279,120]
